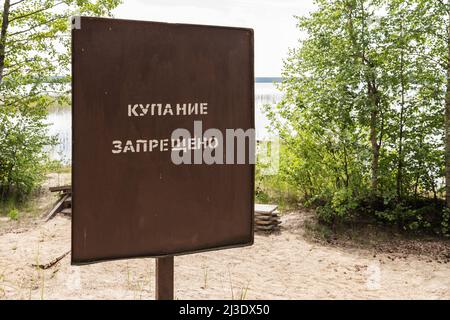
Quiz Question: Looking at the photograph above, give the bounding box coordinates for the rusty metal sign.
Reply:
[71,17,254,264]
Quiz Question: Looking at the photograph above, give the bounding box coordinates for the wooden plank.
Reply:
[45,194,69,221]
[255,211,278,216]
[254,204,278,214]
[49,185,72,193]
[254,222,281,230]
[254,216,272,221]
[255,220,276,226]
[255,219,280,225]
[60,208,72,215]
[255,214,279,220]
[255,213,277,219]
[256,215,279,219]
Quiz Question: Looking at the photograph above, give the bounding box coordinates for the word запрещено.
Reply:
[112,137,218,154]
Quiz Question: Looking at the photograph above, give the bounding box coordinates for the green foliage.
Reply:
[315,189,359,225]
[7,207,18,220]
[0,0,122,202]
[264,0,450,235]
[0,107,55,200]
[255,150,299,209]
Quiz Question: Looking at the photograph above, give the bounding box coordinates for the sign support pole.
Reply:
[155,256,174,300]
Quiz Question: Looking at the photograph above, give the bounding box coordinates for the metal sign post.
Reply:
[155,256,174,300]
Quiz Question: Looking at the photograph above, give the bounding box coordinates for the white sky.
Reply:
[113,0,316,77]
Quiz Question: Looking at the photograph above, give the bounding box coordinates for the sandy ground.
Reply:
[0,203,449,299]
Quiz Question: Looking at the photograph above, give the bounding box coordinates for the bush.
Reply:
[7,208,19,220]
[0,110,56,202]
[374,203,442,234]
[255,155,300,209]
[316,189,359,225]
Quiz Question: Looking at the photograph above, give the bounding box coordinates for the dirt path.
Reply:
[0,210,449,300]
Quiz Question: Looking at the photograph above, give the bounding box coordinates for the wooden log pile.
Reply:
[254,204,281,233]
[45,185,72,221]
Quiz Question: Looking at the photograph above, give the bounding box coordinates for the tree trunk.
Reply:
[445,10,450,207]
[430,173,438,205]
[346,1,380,196]
[414,174,419,199]
[397,95,405,200]
[0,0,11,86]
[343,142,349,188]
[369,81,380,197]
[397,20,405,201]
[370,112,379,195]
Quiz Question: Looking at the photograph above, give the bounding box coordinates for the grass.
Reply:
[238,281,250,300]
[54,166,72,174]
[28,242,42,300]
[125,262,153,300]
[255,175,300,211]
[7,208,19,220]
[227,267,251,300]
[201,265,208,289]
[0,192,52,221]
[0,165,71,225]
[227,267,234,300]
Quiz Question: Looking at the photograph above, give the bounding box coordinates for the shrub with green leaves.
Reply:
[7,207,18,220]
[0,108,56,201]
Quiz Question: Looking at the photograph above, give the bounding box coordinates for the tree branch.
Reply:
[9,16,67,37]
[10,0,26,7]
[7,32,59,47]
[9,1,65,23]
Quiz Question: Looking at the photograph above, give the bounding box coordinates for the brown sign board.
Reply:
[71,17,254,264]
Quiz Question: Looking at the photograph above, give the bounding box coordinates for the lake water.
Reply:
[46,83,283,163]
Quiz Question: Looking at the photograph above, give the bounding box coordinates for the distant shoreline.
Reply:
[255,77,282,83]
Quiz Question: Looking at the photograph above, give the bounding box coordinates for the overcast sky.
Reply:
[113,0,316,77]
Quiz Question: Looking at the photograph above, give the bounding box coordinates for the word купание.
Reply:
[128,102,208,117]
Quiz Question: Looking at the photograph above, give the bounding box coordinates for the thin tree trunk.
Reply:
[430,173,438,204]
[370,113,380,194]
[369,81,380,196]
[414,174,419,199]
[414,137,423,200]
[0,0,11,86]
[397,20,405,201]
[343,143,349,188]
[445,10,450,207]
[346,2,381,196]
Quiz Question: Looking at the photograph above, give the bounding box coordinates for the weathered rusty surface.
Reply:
[72,17,254,264]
